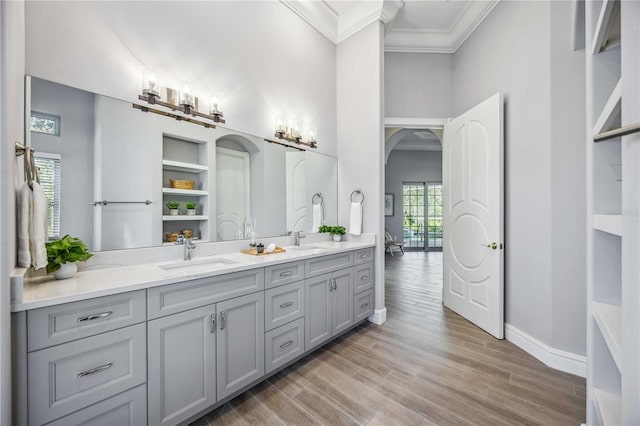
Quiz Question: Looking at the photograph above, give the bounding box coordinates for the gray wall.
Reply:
[549,0,586,355]
[453,0,586,355]
[384,150,442,242]
[384,52,453,118]
[31,78,95,247]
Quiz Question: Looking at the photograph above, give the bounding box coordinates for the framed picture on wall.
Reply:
[384,193,394,216]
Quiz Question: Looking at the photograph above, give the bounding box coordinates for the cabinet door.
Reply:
[332,268,354,335]
[148,305,217,426]
[304,273,332,351]
[216,292,265,400]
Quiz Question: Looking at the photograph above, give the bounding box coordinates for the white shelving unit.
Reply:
[586,1,640,424]
[162,135,211,243]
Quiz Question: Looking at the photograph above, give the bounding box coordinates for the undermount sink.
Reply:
[160,257,238,272]
[286,245,327,252]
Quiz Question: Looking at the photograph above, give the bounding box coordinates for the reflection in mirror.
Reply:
[29,77,338,251]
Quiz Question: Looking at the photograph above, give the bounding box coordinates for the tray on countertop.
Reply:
[241,246,286,256]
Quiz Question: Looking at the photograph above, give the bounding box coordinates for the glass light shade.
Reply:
[142,66,161,97]
[209,97,222,115]
[179,86,194,108]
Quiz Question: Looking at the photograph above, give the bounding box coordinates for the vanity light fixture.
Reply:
[273,124,317,149]
[138,67,226,125]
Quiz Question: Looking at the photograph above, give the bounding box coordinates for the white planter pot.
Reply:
[186,209,197,216]
[53,262,77,280]
[170,209,179,216]
[332,234,342,242]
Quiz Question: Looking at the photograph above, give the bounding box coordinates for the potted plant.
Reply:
[166,201,180,216]
[45,235,93,280]
[319,225,347,242]
[185,201,198,216]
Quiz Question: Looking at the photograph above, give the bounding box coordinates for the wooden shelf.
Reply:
[593,214,622,236]
[593,302,622,371]
[594,388,621,426]
[162,215,208,221]
[593,79,622,137]
[162,160,208,173]
[592,0,620,54]
[162,188,208,196]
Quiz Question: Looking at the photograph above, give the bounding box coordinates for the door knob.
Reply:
[481,242,498,250]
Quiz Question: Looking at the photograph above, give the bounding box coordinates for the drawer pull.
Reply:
[280,301,293,309]
[361,303,369,309]
[77,311,113,322]
[360,254,369,258]
[77,362,113,378]
[280,340,294,349]
[360,276,369,281]
[220,311,226,330]
[210,313,216,333]
[279,271,293,277]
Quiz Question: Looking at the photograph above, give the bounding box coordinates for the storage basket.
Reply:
[169,179,194,190]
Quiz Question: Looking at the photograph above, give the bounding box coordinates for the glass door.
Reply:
[402,182,442,250]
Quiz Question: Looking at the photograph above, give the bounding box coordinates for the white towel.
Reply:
[17,182,48,270]
[349,202,362,236]
[312,204,323,233]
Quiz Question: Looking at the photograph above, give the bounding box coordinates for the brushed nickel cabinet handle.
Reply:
[77,362,113,378]
[333,278,338,291]
[77,311,112,322]
[280,340,293,349]
[360,254,369,258]
[361,303,369,309]
[210,313,216,333]
[360,276,368,281]
[279,271,293,277]
[220,311,226,330]
[280,301,293,309]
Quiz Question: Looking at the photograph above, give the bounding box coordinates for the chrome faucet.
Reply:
[294,231,305,246]
[184,238,196,260]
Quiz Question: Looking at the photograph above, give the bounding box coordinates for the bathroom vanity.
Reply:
[11,240,375,426]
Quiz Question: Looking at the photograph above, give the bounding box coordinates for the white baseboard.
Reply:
[505,323,586,378]
[369,307,387,325]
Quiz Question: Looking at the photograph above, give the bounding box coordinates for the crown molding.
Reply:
[281,0,404,45]
[384,0,499,54]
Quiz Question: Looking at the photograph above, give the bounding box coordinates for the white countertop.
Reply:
[13,240,376,312]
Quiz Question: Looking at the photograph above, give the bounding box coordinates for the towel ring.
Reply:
[312,193,323,205]
[350,189,364,205]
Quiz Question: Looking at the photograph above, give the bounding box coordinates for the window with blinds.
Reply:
[34,153,61,239]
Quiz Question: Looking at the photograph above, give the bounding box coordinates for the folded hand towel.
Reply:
[17,183,31,268]
[349,202,362,235]
[31,182,48,270]
[312,204,323,233]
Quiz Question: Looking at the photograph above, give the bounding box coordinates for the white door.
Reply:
[286,152,307,232]
[216,147,250,240]
[442,93,504,339]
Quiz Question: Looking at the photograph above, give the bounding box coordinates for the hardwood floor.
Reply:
[192,251,586,425]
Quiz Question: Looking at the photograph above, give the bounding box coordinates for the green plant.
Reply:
[319,225,346,236]
[166,201,180,210]
[45,235,93,274]
[185,202,198,210]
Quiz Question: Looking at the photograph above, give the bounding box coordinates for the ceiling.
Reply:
[393,129,441,151]
[284,0,499,53]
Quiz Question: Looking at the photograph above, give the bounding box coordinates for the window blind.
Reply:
[34,154,61,239]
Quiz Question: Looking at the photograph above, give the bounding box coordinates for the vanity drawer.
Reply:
[265,261,304,289]
[28,323,146,426]
[147,269,264,319]
[305,252,353,277]
[265,318,304,374]
[46,385,147,426]
[353,263,374,294]
[354,247,374,265]
[354,289,374,323]
[27,290,146,351]
[265,281,304,331]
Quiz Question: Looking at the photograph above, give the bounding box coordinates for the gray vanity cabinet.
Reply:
[216,291,265,400]
[304,268,354,351]
[147,305,217,426]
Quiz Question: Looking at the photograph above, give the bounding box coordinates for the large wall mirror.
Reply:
[28,77,337,251]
